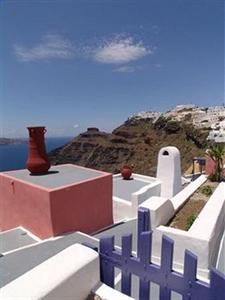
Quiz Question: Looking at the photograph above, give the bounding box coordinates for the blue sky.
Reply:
[0,0,224,137]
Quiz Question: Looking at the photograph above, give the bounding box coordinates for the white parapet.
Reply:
[113,173,161,222]
[163,183,225,278]
[93,283,135,300]
[189,182,225,266]
[140,196,174,229]
[156,146,182,198]
[113,196,134,222]
[1,244,100,300]
[139,181,225,278]
[171,174,207,212]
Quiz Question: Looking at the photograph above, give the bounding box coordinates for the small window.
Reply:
[163,150,169,156]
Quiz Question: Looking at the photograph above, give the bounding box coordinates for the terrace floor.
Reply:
[4,165,104,189]
[113,175,156,201]
[0,227,38,253]
[0,232,98,288]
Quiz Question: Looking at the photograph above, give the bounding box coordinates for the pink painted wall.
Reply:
[50,174,113,236]
[205,156,225,176]
[205,157,216,175]
[0,170,113,239]
[0,175,53,238]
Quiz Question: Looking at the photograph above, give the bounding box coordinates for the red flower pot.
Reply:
[26,126,50,175]
[121,165,132,180]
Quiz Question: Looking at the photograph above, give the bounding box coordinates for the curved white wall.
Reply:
[140,182,225,278]
[1,244,100,300]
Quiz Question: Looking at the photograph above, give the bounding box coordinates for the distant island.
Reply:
[0,138,27,145]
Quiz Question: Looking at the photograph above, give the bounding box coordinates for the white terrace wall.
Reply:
[93,283,135,300]
[152,226,209,278]
[131,180,161,211]
[113,196,134,222]
[113,174,161,222]
[141,182,225,278]
[216,226,225,273]
[1,244,100,300]
[140,196,174,230]
[189,182,225,267]
[171,175,207,211]
[142,175,207,230]
[1,242,136,300]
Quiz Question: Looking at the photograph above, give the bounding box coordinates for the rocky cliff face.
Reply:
[49,118,209,176]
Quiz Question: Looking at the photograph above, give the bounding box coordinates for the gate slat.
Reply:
[159,235,173,300]
[183,250,197,300]
[139,232,151,300]
[121,234,132,296]
[99,236,115,288]
[138,207,150,256]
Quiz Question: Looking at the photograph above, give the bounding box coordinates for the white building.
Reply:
[207,129,225,143]
[129,111,162,122]
[170,104,197,112]
[129,105,225,129]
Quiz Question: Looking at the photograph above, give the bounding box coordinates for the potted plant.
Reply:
[121,165,133,180]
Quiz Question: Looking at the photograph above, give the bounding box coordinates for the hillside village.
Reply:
[130,104,225,142]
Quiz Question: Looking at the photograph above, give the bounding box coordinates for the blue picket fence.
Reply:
[96,208,225,300]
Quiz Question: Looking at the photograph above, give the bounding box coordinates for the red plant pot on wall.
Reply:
[121,165,132,180]
[26,126,51,175]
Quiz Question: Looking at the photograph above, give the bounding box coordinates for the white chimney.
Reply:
[156,146,182,198]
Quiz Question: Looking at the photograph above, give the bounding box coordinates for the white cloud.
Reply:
[14,34,75,62]
[73,124,79,128]
[14,33,154,66]
[93,36,152,64]
[113,66,136,73]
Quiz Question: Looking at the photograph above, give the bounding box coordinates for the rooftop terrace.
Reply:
[1,145,225,299]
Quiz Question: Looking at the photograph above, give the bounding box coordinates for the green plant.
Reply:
[201,185,213,196]
[206,143,225,182]
[186,214,197,230]
[208,173,218,182]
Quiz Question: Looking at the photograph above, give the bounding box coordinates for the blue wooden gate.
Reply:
[98,208,225,300]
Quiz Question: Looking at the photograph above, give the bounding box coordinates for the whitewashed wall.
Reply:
[141,182,225,278]
[1,244,100,300]
[113,174,161,222]
[171,175,207,211]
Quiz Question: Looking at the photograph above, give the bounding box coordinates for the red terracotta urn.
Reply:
[26,126,51,175]
[121,165,132,180]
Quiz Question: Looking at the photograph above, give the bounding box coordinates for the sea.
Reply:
[0,137,72,172]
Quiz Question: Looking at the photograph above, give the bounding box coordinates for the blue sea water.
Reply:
[0,137,72,172]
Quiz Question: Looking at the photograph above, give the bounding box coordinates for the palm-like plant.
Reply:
[206,143,225,182]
